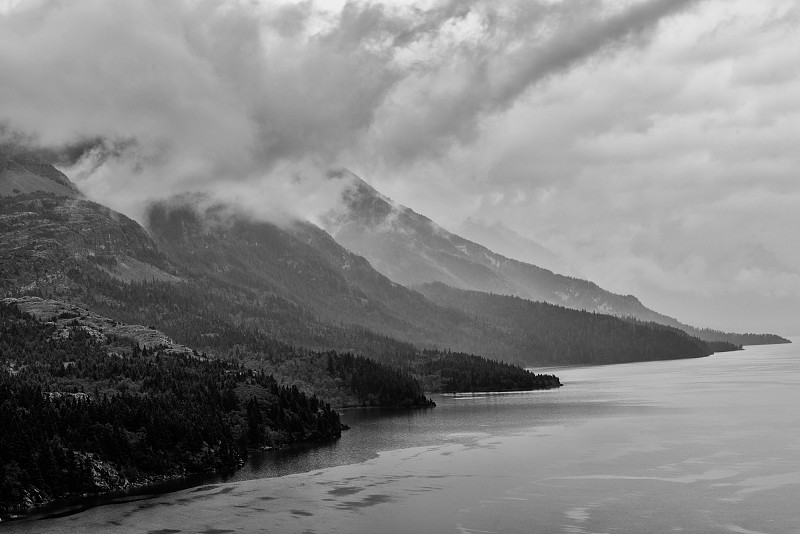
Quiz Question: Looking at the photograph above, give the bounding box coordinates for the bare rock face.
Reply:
[0,193,181,294]
[0,145,181,293]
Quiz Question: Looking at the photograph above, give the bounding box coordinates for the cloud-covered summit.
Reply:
[0,0,695,219]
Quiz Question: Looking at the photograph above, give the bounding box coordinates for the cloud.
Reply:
[0,0,699,220]
[358,0,702,163]
[356,0,800,333]
[3,0,795,333]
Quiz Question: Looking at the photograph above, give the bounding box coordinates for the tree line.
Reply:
[417,282,742,365]
[415,350,561,393]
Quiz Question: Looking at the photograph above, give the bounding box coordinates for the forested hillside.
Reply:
[145,200,499,353]
[413,351,562,393]
[0,297,564,513]
[416,283,740,364]
[1,185,768,367]
[54,266,727,367]
[4,296,438,409]
[0,302,343,514]
[680,327,790,347]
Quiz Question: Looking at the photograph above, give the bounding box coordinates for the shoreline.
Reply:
[2,395,435,523]
[1,386,539,520]
[0,431,347,523]
[2,386,529,522]
[6,344,799,533]
[1,377,562,521]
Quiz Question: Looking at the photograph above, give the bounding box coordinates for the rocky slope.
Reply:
[0,192,182,296]
[3,296,196,355]
[0,146,82,198]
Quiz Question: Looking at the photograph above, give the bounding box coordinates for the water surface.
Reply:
[7,341,799,533]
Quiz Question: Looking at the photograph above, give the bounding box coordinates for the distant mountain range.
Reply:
[322,170,788,347]
[455,217,574,277]
[323,172,669,314]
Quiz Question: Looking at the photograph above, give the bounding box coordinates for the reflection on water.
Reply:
[6,340,800,533]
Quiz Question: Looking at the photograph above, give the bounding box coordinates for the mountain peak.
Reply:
[319,172,695,325]
[324,170,416,239]
[0,145,82,198]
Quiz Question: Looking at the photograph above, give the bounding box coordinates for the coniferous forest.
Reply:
[0,302,346,513]
[417,283,742,364]
[414,350,561,393]
[0,294,567,513]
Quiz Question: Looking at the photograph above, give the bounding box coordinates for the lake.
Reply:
[6,340,799,533]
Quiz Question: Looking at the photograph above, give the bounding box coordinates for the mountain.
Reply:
[455,217,575,276]
[0,145,82,198]
[0,189,181,297]
[144,199,738,364]
[0,152,731,366]
[323,171,667,314]
[417,282,737,365]
[143,198,489,354]
[322,171,790,346]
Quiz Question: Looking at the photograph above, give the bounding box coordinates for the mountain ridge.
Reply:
[0,146,82,198]
[1,152,786,366]
[322,171,789,346]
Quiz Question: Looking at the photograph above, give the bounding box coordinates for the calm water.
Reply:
[6,340,800,533]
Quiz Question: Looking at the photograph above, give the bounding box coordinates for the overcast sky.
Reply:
[1,0,798,335]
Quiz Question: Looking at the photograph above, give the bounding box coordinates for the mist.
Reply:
[0,0,694,222]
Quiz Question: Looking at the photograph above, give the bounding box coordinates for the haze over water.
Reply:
[9,341,799,533]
